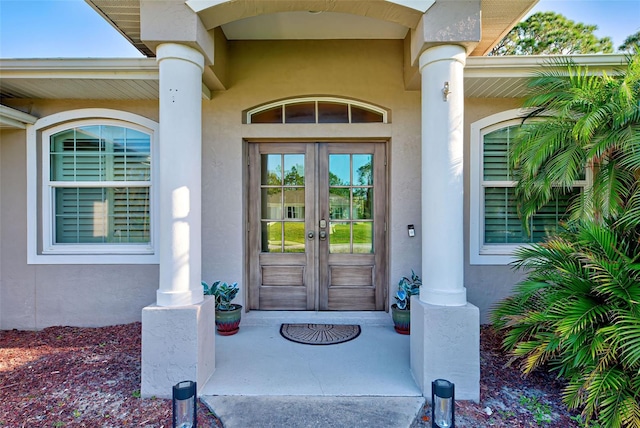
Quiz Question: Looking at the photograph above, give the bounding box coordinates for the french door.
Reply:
[248,141,387,311]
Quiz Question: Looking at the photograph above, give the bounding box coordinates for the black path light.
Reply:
[432,379,455,428]
[173,380,197,428]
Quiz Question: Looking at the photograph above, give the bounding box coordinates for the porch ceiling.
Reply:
[84,0,536,57]
[0,55,629,101]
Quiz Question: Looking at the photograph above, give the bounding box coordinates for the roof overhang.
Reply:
[0,54,630,102]
[85,0,537,56]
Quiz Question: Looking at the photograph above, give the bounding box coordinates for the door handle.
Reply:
[307,231,315,240]
[319,230,327,240]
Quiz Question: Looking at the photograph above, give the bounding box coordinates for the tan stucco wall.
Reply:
[1,41,533,329]
[0,101,159,330]
[202,39,423,307]
[463,98,526,323]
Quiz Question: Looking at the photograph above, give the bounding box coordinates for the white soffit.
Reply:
[0,58,159,100]
[0,55,629,100]
[221,11,409,40]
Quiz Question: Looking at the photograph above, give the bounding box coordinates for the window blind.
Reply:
[483,125,578,245]
[50,125,151,245]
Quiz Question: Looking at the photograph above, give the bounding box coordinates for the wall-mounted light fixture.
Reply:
[442,82,451,101]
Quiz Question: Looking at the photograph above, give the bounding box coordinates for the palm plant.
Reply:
[511,53,640,227]
[491,220,640,427]
[492,52,640,428]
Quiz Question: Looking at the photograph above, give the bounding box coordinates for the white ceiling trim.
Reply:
[187,0,435,14]
[0,105,38,130]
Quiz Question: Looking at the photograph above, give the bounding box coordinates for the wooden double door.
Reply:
[248,141,387,311]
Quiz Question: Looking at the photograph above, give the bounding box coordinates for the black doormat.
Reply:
[280,323,361,345]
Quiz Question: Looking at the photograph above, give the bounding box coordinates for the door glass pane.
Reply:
[329,221,350,253]
[329,154,350,185]
[262,221,281,252]
[284,188,305,219]
[283,155,305,185]
[353,222,373,254]
[283,222,305,253]
[261,152,306,253]
[353,154,372,185]
[261,188,282,220]
[329,188,350,220]
[353,187,372,220]
[261,154,281,185]
[328,152,375,254]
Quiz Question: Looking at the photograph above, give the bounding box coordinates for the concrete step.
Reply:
[202,395,425,428]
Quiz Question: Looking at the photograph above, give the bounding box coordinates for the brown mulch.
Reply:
[1,322,582,427]
[412,326,581,428]
[0,323,221,427]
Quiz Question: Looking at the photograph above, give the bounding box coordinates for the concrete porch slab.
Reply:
[201,312,424,427]
[200,311,422,396]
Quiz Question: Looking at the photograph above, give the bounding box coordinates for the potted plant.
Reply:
[202,280,242,336]
[391,270,421,334]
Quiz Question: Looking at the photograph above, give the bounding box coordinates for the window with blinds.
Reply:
[48,125,151,245]
[482,125,581,245]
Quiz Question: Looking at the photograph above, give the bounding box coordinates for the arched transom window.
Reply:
[246,97,388,124]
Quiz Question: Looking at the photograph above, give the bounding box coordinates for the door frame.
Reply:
[244,138,390,312]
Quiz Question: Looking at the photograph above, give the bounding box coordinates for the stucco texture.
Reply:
[1,42,529,328]
[0,101,159,329]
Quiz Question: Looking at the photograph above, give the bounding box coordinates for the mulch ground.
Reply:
[0,323,221,427]
[1,322,583,427]
[412,326,581,428]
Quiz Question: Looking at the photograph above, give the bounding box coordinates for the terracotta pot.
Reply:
[391,304,411,335]
[215,304,242,336]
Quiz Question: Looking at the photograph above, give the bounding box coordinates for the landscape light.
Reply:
[432,378,455,428]
[173,380,197,428]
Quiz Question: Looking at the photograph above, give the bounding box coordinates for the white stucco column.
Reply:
[142,43,215,399]
[156,43,204,307]
[410,44,479,402]
[419,44,467,306]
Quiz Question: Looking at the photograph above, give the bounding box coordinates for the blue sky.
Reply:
[0,0,638,58]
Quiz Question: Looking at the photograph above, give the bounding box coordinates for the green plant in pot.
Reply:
[391,270,421,334]
[202,280,242,336]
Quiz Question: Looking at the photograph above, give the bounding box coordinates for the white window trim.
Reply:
[246,96,388,124]
[27,109,159,264]
[470,109,589,265]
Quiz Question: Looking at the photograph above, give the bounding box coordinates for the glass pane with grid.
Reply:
[54,187,150,244]
[260,154,305,253]
[49,125,151,245]
[328,154,373,254]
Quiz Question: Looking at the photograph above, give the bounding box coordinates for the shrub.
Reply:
[491,219,640,427]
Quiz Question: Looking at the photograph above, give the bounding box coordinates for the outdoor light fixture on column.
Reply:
[173,380,197,428]
[442,81,451,101]
[432,379,455,428]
